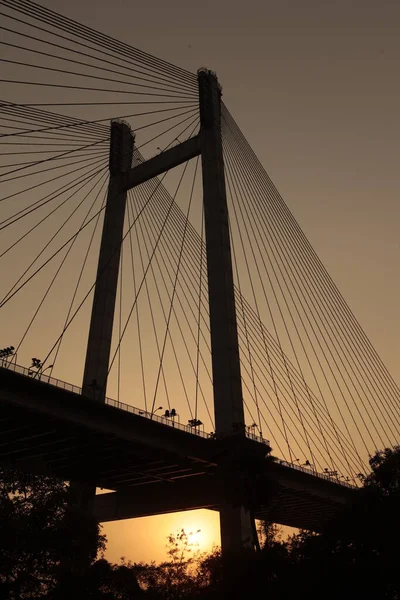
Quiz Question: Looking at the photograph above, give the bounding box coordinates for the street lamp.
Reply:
[170,408,179,425]
[0,346,15,367]
[39,365,53,380]
[164,408,179,427]
[150,406,163,420]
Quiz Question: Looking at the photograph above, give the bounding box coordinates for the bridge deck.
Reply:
[0,365,355,531]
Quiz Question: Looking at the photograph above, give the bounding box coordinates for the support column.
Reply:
[198,69,257,553]
[82,120,134,401]
[70,121,133,521]
[198,69,245,438]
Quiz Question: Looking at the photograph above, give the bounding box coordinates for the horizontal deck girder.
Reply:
[0,367,355,531]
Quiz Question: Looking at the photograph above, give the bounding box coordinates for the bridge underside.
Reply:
[0,368,354,531]
[0,368,215,488]
[93,469,351,532]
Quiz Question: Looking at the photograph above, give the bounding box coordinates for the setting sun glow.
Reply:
[104,509,220,564]
[187,529,202,546]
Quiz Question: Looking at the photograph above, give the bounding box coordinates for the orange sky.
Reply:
[96,1,399,563]
[102,507,221,564]
[2,0,400,563]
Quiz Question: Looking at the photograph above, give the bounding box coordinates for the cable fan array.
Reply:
[117,149,369,483]
[1,0,399,487]
[0,0,199,184]
[0,0,205,430]
[221,103,400,480]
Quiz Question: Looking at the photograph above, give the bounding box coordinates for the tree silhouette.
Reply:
[0,467,105,598]
[0,446,399,599]
[284,445,400,599]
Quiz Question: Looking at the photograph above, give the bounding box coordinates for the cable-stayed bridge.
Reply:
[0,0,399,553]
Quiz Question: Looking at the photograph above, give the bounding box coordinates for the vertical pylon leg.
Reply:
[198,69,257,553]
[220,506,256,550]
[82,120,134,401]
[69,121,134,535]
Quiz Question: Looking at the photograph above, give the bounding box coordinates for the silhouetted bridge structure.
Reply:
[1,363,354,534]
[0,0,398,555]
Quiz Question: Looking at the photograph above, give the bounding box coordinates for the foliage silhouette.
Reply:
[0,446,399,599]
[0,467,105,598]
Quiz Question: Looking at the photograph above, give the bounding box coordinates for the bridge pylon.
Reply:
[69,121,134,520]
[80,70,258,554]
[82,120,134,402]
[198,69,258,553]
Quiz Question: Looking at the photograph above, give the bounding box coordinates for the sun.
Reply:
[103,509,220,564]
[187,528,202,546]
[169,509,220,552]
[169,510,220,553]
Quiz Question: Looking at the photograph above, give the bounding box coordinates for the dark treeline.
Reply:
[0,446,399,599]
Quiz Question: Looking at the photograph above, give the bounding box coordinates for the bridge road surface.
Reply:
[0,365,355,531]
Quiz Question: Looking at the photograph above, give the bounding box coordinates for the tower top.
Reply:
[197,68,222,92]
[109,120,135,175]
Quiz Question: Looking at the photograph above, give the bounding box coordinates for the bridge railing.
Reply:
[1,361,82,394]
[3,362,272,442]
[1,361,211,439]
[1,362,356,488]
[275,459,356,489]
[245,430,271,446]
[104,397,211,439]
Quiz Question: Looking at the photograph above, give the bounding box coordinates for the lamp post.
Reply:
[39,365,53,381]
[163,408,179,427]
[150,406,163,420]
[170,408,179,427]
[0,346,15,367]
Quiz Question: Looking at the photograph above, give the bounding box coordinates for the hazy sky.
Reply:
[3,0,400,562]
[34,0,400,375]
